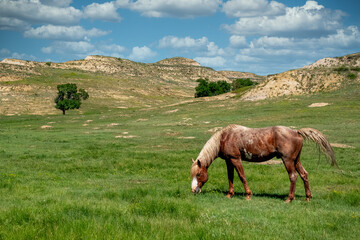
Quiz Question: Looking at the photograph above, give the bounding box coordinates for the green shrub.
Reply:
[350,67,360,72]
[194,78,231,98]
[334,66,349,72]
[231,78,257,91]
[348,73,357,80]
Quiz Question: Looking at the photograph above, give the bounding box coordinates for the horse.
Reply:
[190,125,337,202]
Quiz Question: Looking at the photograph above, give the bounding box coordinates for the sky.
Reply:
[0,0,359,75]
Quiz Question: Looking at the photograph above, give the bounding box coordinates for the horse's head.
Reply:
[190,159,208,193]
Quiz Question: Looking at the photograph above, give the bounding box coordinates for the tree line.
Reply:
[194,78,257,98]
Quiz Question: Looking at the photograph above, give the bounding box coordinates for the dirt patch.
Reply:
[178,136,196,139]
[165,132,181,136]
[165,109,179,114]
[308,102,329,107]
[107,123,120,127]
[40,125,53,129]
[115,135,137,139]
[255,160,282,165]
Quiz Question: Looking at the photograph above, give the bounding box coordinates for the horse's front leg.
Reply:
[231,158,252,200]
[225,159,234,198]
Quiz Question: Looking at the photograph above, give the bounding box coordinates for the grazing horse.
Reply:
[190,125,337,202]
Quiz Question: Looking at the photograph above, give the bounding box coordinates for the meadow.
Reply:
[0,84,359,239]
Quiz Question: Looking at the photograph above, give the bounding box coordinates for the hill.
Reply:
[0,56,263,115]
[242,53,360,101]
[1,53,360,115]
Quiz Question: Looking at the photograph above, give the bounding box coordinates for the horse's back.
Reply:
[220,125,302,161]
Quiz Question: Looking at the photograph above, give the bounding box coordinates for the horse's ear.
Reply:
[197,160,201,168]
[192,158,195,163]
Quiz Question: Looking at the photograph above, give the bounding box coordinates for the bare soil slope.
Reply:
[242,53,360,101]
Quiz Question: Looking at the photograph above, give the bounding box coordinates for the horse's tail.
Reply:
[298,128,338,167]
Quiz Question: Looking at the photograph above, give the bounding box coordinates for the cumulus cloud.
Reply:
[0,0,83,26]
[122,0,221,18]
[0,48,36,60]
[24,25,110,41]
[0,17,31,31]
[42,41,94,55]
[128,46,156,61]
[159,36,224,56]
[84,1,122,22]
[40,0,73,7]
[99,44,126,54]
[224,1,344,37]
[229,35,248,48]
[194,56,226,68]
[159,36,208,49]
[222,0,286,18]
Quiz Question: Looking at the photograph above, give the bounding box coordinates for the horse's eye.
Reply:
[196,174,200,177]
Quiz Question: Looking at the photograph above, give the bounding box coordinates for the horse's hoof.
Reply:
[305,197,311,202]
[226,194,233,199]
[285,197,294,203]
[245,195,252,200]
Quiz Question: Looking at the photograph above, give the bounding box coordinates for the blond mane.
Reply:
[191,125,237,178]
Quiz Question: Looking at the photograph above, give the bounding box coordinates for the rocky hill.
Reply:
[0,55,263,115]
[1,53,359,115]
[1,56,261,84]
[242,53,360,101]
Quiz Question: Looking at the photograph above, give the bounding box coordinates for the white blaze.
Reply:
[191,176,198,191]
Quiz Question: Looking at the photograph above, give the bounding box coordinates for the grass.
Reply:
[0,84,359,239]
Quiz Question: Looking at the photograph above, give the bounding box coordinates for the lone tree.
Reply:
[55,83,89,115]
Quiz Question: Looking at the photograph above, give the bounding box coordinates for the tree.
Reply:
[55,83,89,115]
[194,78,231,98]
[195,78,211,98]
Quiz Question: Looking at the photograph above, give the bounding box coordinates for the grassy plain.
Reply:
[0,81,359,239]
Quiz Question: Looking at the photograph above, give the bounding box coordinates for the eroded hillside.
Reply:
[242,53,360,101]
[0,56,262,115]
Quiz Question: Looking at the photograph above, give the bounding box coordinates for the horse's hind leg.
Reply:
[295,160,312,201]
[225,159,235,198]
[230,158,252,200]
[282,157,298,203]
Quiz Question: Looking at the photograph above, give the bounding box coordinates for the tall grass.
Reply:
[0,86,359,239]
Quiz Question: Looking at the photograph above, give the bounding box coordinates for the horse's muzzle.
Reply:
[192,187,201,194]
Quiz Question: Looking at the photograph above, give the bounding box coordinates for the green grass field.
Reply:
[0,83,359,239]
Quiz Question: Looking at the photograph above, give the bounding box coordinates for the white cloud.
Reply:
[40,0,73,7]
[319,26,360,49]
[206,42,225,56]
[251,36,295,48]
[0,0,83,26]
[123,0,221,18]
[42,41,94,55]
[100,44,126,54]
[222,0,286,18]
[159,36,208,49]
[0,48,36,60]
[194,56,226,68]
[227,24,360,74]
[84,2,122,22]
[128,46,156,61]
[224,1,344,37]
[229,35,248,48]
[158,36,224,56]
[24,25,110,41]
[0,17,31,30]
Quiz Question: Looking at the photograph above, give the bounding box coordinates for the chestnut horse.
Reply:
[190,125,337,202]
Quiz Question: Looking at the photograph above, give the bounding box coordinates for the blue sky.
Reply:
[0,0,359,75]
